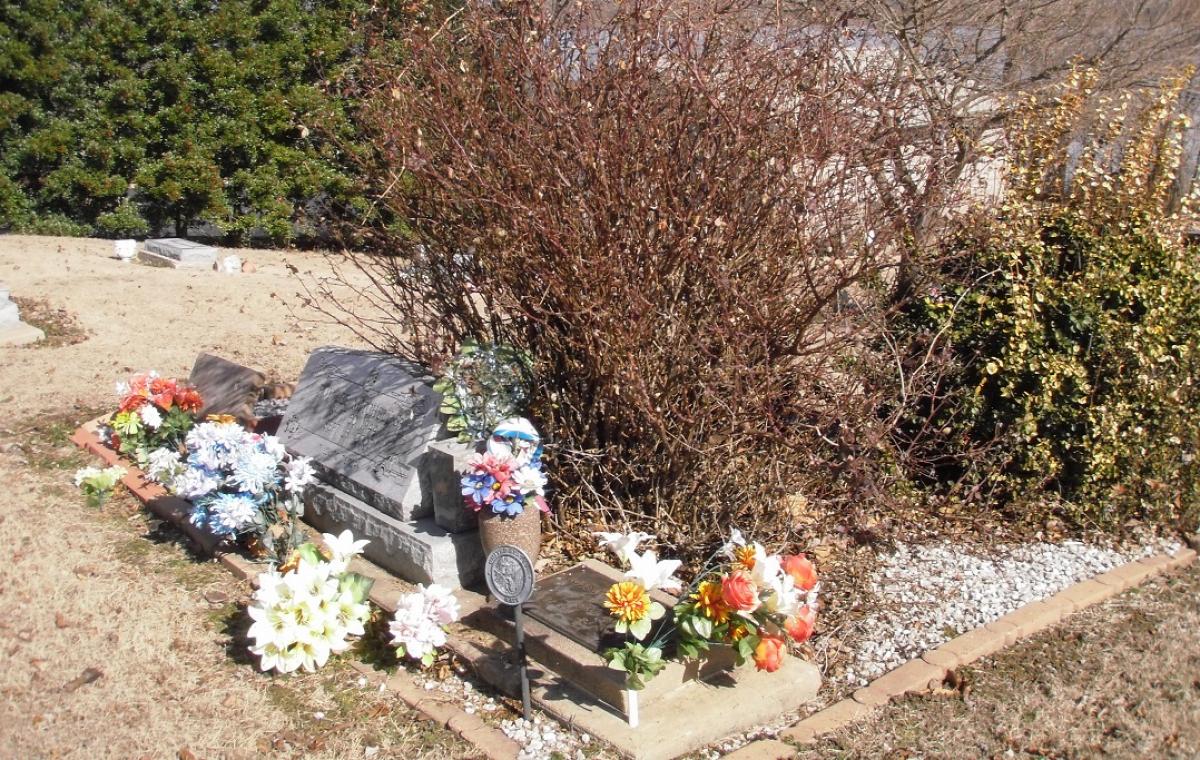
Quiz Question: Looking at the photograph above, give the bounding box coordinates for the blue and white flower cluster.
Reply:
[146,421,316,538]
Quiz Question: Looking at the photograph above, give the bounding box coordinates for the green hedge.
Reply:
[0,0,389,244]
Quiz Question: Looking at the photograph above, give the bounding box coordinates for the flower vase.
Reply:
[477,505,541,564]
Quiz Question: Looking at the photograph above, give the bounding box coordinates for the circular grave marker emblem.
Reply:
[484,545,534,606]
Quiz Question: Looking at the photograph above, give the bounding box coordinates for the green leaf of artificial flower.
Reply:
[339,572,375,603]
[629,616,652,640]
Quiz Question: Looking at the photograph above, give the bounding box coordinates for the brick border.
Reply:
[764,543,1198,752]
[70,422,520,760]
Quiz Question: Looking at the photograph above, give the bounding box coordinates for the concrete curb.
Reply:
[766,544,1198,752]
[71,422,519,760]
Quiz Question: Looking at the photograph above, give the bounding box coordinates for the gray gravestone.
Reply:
[0,284,16,326]
[0,283,44,346]
[425,438,479,533]
[139,238,218,269]
[188,353,266,422]
[280,346,444,521]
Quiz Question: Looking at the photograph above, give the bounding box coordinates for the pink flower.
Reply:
[720,571,759,612]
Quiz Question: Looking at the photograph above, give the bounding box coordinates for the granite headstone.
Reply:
[188,353,266,422]
[280,346,445,521]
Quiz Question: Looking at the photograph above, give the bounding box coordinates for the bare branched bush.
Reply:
[314,1,961,552]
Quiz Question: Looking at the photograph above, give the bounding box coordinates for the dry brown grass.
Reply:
[796,565,1200,759]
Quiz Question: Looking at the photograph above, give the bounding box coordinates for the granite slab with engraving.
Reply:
[138,238,218,269]
[188,353,266,422]
[280,346,444,521]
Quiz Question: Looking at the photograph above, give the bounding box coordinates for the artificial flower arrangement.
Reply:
[460,417,549,518]
[597,529,819,690]
[104,371,204,467]
[434,341,533,443]
[74,465,127,507]
[145,419,317,561]
[388,583,462,666]
[246,529,375,674]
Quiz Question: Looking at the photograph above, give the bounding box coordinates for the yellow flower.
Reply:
[207,413,238,425]
[692,580,731,624]
[605,581,652,625]
[733,545,757,571]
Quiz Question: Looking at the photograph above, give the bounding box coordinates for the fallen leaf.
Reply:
[178,748,197,760]
[62,667,103,692]
[203,589,230,605]
[54,612,68,628]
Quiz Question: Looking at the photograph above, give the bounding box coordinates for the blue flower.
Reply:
[203,492,259,535]
[461,472,496,507]
[491,492,523,517]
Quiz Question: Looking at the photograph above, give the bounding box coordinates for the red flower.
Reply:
[784,605,817,643]
[175,387,203,412]
[752,634,786,672]
[720,571,759,612]
[783,554,818,591]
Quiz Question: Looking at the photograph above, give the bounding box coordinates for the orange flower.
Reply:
[604,581,651,624]
[732,544,757,571]
[692,580,731,624]
[782,554,818,591]
[784,605,817,643]
[752,634,786,672]
[176,387,203,412]
[720,571,759,612]
[728,621,752,642]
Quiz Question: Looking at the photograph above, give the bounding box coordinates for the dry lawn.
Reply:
[0,235,468,759]
[796,565,1200,759]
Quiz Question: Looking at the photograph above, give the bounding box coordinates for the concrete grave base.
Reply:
[460,558,822,760]
[303,480,483,588]
[136,249,213,270]
[0,320,44,346]
[138,238,218,269]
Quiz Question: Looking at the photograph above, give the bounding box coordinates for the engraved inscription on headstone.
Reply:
[279,346,444,521]
[485,545,535,606]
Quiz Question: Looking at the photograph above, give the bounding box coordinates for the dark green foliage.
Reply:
[0,0,388,244]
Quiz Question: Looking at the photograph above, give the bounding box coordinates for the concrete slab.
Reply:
[0,320,44,346]
[303,480,483,588]
[141,237,218,269]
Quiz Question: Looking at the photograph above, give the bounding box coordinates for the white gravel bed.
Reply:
[843,537,1181,686]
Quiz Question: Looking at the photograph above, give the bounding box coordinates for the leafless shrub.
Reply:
[312,0,963,553]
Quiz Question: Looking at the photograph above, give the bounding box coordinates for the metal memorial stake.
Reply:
[484,544,535,721]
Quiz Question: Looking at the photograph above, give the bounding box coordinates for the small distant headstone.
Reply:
[188,353,267,422]
[0,283,44,346]
[138,238,218,270]
[280,346,444,521]
[424,438,479,533]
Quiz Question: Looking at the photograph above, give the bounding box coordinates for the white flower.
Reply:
[145,447,182,483]
[262,435,288,463]
[420,584,461,626]
[748,550,783,589]
[511,465,547,497]
[763,573,801,617]
[322,529,369,572]
[170,467,222,499]
[74,466,102,487]
[389,594,448,661]
[284,456,317,494]
[625,549,683,593]
[594,531,656,566]
[138,404,163,430]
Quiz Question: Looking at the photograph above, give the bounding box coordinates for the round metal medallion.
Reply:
[484,545,535,606]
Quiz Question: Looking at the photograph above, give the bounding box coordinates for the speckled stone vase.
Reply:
[478,505,541,564]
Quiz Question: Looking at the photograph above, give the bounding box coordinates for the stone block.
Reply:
[423,438,479,533]
[0,298,17,326]
[939,627,1005,664]
[722,739,797,759]
[188,353,266,422]
[0,320,44,346]
[140,238,218,269]
[780,699,871,744]
[303,480,482,588]
[1057,579,1118,609]
[861,658,946,701]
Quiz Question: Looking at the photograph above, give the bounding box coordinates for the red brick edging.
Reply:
[70,423,521,760]
[725,544,1199,757]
